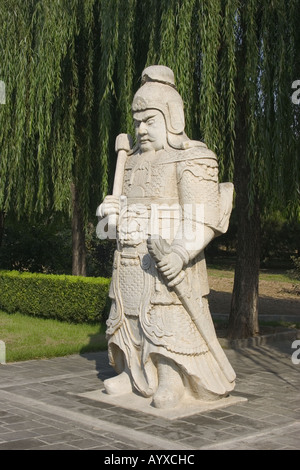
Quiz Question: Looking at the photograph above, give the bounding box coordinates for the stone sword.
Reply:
[147,235,236,384]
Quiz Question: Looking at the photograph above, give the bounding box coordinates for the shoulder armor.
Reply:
[161,146,218,165]
[176,149,219,182]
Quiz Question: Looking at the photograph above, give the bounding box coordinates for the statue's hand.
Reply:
[157,252,184,281]
[96,195,120,218]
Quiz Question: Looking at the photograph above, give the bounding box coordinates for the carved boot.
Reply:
[104,370,133,395]
[152,356,184,409]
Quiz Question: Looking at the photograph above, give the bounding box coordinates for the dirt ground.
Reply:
[207,275,300,318]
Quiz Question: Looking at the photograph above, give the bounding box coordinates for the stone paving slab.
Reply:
[0,338,299,451]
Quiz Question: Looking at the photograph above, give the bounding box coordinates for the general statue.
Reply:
[96,65,236,409]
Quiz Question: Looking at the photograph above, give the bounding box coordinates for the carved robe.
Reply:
[106,145,236,400]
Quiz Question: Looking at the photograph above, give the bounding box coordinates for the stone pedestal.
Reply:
[79,389,247,420]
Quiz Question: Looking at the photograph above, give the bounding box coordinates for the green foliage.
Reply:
[290,256,300,281]
[0,214,115,278]
[0,0,299,314]
[257,0,299,213]
[0,214,72,274]
[206,209,300,269]
[0,270,110,323]
[0,0,102,220]
[85,224,115,278]
[260,213,300,268]
[0,0,299,222]
[0,309,107,362]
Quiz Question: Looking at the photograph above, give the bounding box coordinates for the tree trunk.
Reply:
[227,200,260,339]
[227,6,261,340]
[0,211,4,247]
[71,183,86,276]
[227,136,261,339]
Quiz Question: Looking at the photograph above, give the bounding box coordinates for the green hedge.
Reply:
[0,270,111,323]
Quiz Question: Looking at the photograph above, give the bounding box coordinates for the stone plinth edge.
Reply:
[79,389,247,420]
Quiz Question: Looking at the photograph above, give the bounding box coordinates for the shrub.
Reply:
[85,225,115,278]
[0,270,111,323]
[289,256,300,281]
[0,214,73,274]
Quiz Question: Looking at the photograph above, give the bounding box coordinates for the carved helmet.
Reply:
[132,65,185,136]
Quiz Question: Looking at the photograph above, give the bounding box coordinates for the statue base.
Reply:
[79,389,247,420]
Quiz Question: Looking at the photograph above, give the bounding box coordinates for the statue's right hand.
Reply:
[96,195,120,218]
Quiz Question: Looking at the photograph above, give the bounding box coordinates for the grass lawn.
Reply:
[0,310,107,363]
[207,265,298,283]
[1,268,298,363]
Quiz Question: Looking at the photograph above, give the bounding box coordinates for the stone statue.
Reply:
[96,65,236,409]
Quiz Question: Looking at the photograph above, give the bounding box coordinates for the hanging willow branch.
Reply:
[0,0,298,224]
[198,0,223,155]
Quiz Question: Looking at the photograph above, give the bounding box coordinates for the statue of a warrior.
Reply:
[96,65,236,409]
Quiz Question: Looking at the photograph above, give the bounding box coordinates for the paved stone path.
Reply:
[0,338,299,451]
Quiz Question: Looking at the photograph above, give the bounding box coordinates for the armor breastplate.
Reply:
[120,149,180,245]
[108,147,213,329]
[123,149,179,202]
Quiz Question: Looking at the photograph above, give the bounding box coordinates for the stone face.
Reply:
[96,65,236,410]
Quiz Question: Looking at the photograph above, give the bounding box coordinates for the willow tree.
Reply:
[0,0,103,275]
[226,0,300,338]
[0,0,140,275]
[0,0,299,336]
[97,0,299,338]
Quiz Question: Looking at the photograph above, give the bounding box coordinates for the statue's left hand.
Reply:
[157,252,184,281]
